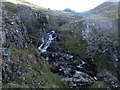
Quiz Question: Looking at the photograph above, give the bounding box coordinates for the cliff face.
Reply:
[1,1,120,89]
[2,2,68,88]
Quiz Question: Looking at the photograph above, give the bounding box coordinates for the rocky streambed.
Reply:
[38,30,97,88]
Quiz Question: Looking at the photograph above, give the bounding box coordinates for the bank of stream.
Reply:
[37,30,98,88]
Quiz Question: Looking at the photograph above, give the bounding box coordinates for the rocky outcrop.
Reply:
[80,2,120,88]
[3,15,30,49]
[2,2,68,88]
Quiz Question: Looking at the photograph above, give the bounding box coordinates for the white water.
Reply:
[93,76,98,80]
[38,30,97,81]
[113,54,118,62]
[77,60,86,68]
[82,22,92,41]
[38,30,57,53]
[61,77,73,81]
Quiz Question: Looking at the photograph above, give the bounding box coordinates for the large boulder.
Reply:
[62,71,95,88]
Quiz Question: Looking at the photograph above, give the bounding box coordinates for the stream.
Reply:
[38,30,97,88]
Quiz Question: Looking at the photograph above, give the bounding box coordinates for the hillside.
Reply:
[1,0,120,89]
[80,1,120,88]
[2,1,68,88]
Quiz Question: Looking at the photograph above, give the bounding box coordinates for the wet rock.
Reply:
[63,68,73,77]
[72,71,94,87]
[61,71,95,88]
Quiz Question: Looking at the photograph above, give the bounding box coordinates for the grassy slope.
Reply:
[57,24,87,58]
[3,41,68,88]
[2,2,68,88]
[2,1,87,88]
[90,2,118,19]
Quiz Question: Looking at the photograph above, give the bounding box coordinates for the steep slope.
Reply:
[2,1,96,88]
[91,2,118,13]
[1,0,120,89]
[80,1,120,88]
[85,2,118,19]
[2,2,68,88]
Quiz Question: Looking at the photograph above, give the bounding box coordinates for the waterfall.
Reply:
[38,30,57,53]
[37,30,97,87]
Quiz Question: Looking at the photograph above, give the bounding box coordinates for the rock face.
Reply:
[2,5,30,83]
[2,10,30,83]
[80,1,120,88]
[2,2,68,88]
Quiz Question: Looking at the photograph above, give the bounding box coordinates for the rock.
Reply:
[104,75,120,88]
[2,48,11,61]
[97,70,120,88]
[27,54,33,60]
[0,31,6,44]
[61,71,95,88]
[73,71,94,84]
[63,68,72,77]
[69,81,77,88]
[16,70,22,76]
[88,81,111,88]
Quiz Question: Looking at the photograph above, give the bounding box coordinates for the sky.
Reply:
[23,0,109,12]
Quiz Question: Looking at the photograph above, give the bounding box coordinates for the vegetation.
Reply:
[3,38,68,88]
[92,52,117,75]
[57,23,87,58]
[3,2,19,15]
[2,1,119,88]
[88,81,110,88]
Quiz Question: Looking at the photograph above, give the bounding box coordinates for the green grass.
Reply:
[42,72,68,88]
[3,39,68,88]
[3,2,19,15]
[57,24,87,58]
[58,36,87,57]
[92,52,117,76]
